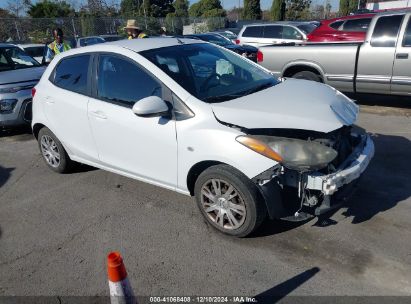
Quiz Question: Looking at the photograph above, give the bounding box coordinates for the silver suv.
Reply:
[0,44,45,128]
[236,22,318,47]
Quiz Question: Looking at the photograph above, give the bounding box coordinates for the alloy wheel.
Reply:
[200,178,247,230]
[40,135,61,168]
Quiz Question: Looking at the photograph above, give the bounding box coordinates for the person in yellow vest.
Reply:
[124,20,148,39]
[45,28,71,62]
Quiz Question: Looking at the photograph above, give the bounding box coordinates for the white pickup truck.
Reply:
[257,10,411,96]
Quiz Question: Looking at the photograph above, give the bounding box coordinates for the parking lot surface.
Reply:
[0,105,410,299]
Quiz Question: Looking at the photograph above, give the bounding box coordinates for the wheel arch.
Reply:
[32,123,46,139]
[186,160,225,196]
[282,62,325,82]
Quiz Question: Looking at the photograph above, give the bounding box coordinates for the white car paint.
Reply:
[32,38,372,198]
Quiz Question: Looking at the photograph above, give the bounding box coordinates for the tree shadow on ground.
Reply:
[253,267,320,303]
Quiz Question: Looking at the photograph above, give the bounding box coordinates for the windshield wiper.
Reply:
[204,93,242,103]
[204,82,276,103]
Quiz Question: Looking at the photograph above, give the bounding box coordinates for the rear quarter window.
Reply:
[342,18,372,32]
[242,26,263,38]
[329,20,344,29]
[52,55,90,95]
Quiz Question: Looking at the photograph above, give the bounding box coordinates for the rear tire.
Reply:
[292,71,322,82]
[38,127,74,173]
[194,164,266,237]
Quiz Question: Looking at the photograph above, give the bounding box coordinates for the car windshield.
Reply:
[140,43,279,103]
[297,24,317,34]
[0,47,40,71]
[23,46,44,58]
[218,32,237,40]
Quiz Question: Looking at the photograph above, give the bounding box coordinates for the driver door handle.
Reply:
[90,110,107,119]
[396,53,408,59]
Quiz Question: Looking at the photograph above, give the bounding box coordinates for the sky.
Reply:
[0,0,340,13]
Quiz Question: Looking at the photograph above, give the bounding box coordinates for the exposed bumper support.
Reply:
[306,134,374,195]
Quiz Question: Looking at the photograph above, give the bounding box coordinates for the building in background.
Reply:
[366,0,411,10]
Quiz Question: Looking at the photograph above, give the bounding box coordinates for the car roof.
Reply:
[375,8,411,17]
[78,36,105,39]
[244,21,313,27]
[322,13,376,24]
[58,37,205,57]
[0,43,21,48]
[17,43,44,48]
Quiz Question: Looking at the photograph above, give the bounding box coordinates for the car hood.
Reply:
[0,66,45,86]
[211,79,359,133]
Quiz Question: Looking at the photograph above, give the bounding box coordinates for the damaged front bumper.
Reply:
[305,133,374,195]
[255,132,374,220]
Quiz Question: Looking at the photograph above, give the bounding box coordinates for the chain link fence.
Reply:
[0,16,228,44]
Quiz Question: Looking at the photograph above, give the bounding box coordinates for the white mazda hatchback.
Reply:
[32,38,374,237]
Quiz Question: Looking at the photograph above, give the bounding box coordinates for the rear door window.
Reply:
[371,15,404,47]
[53,55,90,95]
[263,25,282,39]
[242,26,263,38]
[282,26,302,39]
[342,18,372,32]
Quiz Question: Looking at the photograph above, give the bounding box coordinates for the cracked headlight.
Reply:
[237,135,337,172]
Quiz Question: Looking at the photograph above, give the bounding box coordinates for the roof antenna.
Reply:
[176,37,184,44]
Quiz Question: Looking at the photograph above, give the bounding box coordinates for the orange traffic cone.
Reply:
[107,251,136,304]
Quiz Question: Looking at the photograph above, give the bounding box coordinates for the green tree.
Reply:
[339,0,349,15]
[120,0,140,17]
[188,2,202,17]
[242,0,261,20]
[203,8,226,31]
[348,0,358,13]
[285,0,311,20]
[174,0,189,18]
[27,0,74,18]
[270,0,282,20]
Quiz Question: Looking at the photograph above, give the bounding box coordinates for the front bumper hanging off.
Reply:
[305,134,374,195]
[256,133,375,220]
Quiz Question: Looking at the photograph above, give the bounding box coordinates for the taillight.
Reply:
[235,39,240,44]
[257,50,263,62]
[31,87,36,98]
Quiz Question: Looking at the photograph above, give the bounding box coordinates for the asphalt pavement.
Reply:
[0,104,410,301]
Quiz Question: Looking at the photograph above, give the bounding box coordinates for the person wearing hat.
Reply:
[124,20,148,39]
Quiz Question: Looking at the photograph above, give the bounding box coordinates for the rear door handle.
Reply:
[396,53,408,59]
[90,110,107,119]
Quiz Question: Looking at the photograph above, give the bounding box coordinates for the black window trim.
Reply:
[48,53,94,97]
[401,16,411,47]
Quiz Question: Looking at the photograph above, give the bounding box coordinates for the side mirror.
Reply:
[132,96,170,118]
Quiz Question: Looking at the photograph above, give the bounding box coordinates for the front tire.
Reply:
[292,71,322,82]
[38,127,74,173]
[194,165,266,237]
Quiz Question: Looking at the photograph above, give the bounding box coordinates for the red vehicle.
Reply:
[307,13,376,42]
